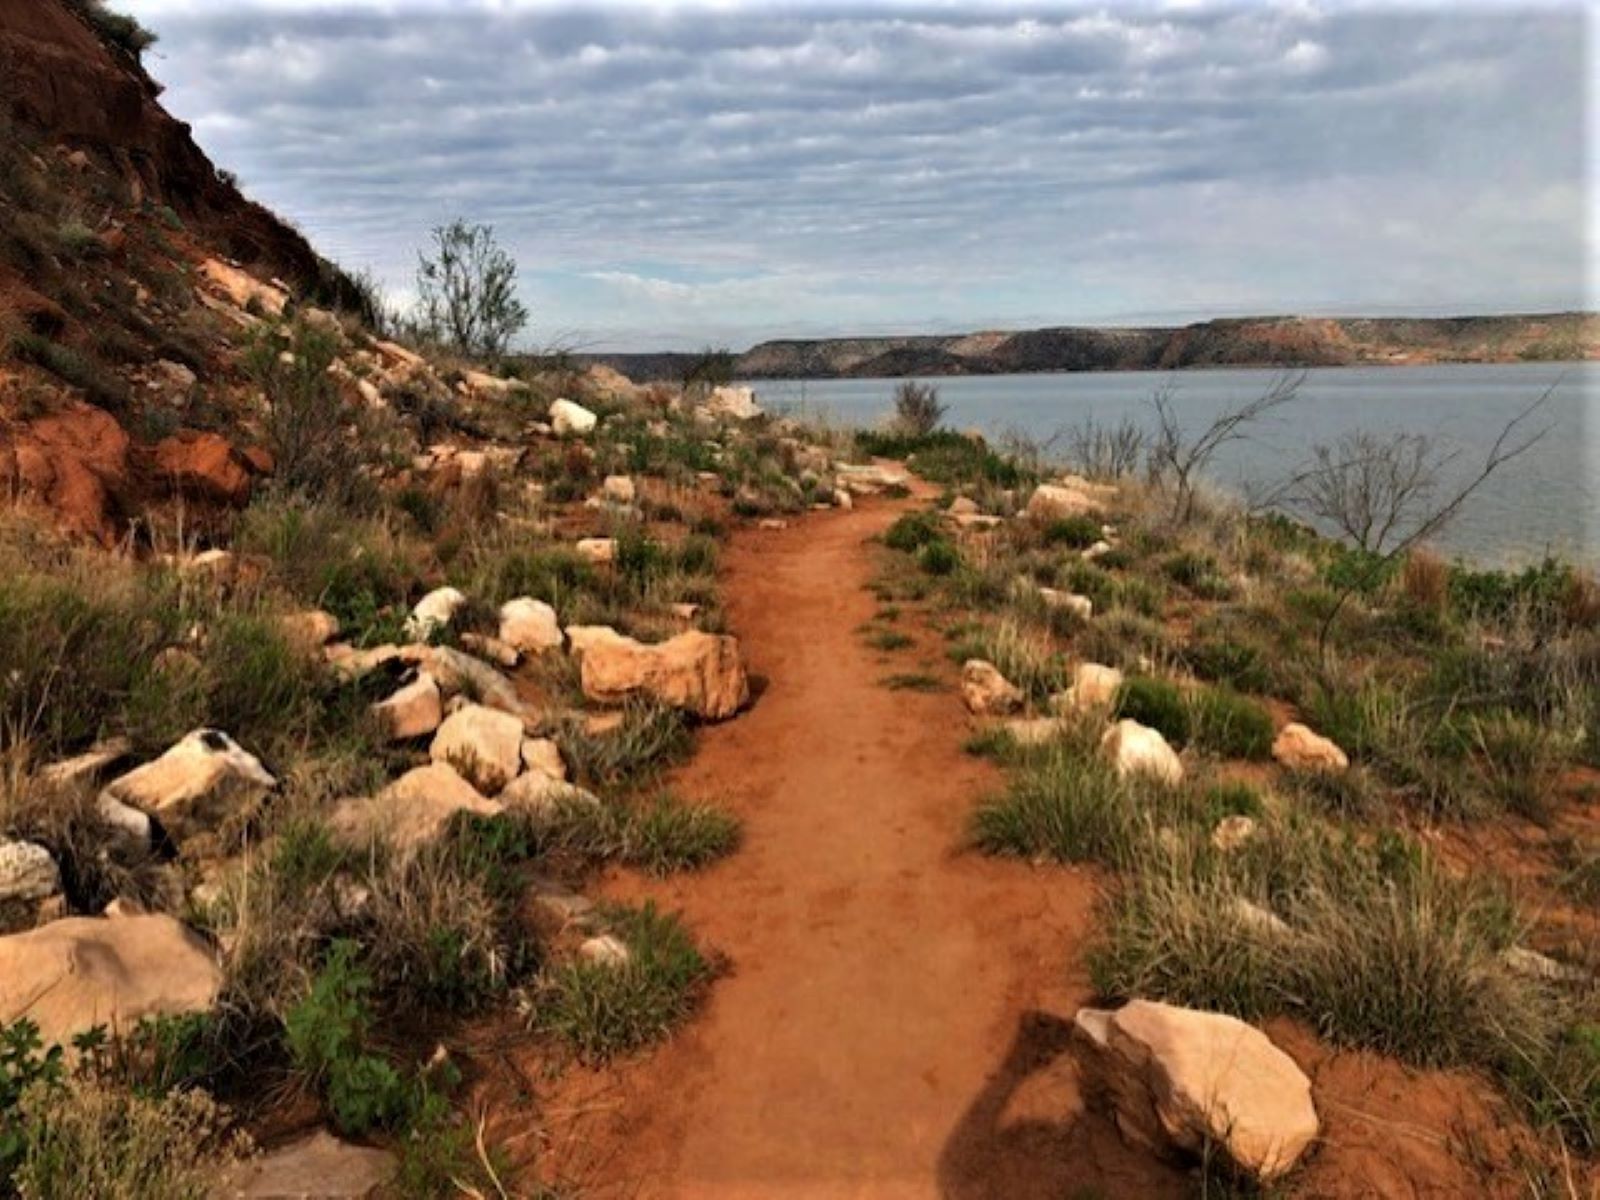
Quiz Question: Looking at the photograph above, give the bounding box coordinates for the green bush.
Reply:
[1188,686,1274,760]
[854,430,1025,488]
[535,902,713,1061]
[917,540,960,576]
[1041,515,1101,549]
[622,795,741,875]
[884,511,942,553]
[1183,637,1271,694]
[1115,677,1191,746]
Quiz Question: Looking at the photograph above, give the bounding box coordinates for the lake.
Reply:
[745,362,1596,569]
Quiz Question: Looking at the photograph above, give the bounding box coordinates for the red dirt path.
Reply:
[542,492,1185,1198]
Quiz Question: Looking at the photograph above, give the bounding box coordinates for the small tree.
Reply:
[893,381,946,437]
[1146,373,1303,523]
[1283,431,1454,553]
[415,220,528,359]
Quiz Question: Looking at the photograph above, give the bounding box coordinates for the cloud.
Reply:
[123,1,1591,349]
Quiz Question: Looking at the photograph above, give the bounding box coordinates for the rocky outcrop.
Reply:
[149,431,259,506]
[1271,723,1349,773]
[0,914,222,1047]
[961,660,1024,716]
[1100,719,1183,784]
[1072,1000,1318,1182]
[566,627,750,720]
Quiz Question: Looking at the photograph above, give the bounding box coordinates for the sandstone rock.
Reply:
[602,475,636,505]
[758,518,788,531]
[836,463,910,495]
[325,643,403,681]
[152,431,256,506]
[199,258,288,317]
[430,704,525,794]
[1501,945,1588,984]
[330,764,502,854]
[277,609,340,651]
[704,385,761,421]
[1100,719,1183,785]
[39,738,132,789]
[949,496,980,517]
[1081,539,1114,561]
[550,398,597,437]
[833,488,854,510]
[1272,723,1349,773]
[1039,588,1093,621]
[372,673,443,741]
[459,632,519,668]
[1211,814,1258,852]
[463,369,526,398]
[520,737,567,783]
[566,627,749,720]
[576,537,616,565]
[579,934,632,968]
[961,659,1024,716]
[0,842,60,904]
[1001,717,1066,746]
[404,586,467,642]
[0,915,221,1047]
[501,776,601,822]
[1025,475,1118,521]
[1073,999,1318,1182]
[102,730,277,839]
[1054,663,1124,714]
[499,598,563,655]
[1232,897,1293,938]
[2,401,131,542]
[218,1129,394,1199]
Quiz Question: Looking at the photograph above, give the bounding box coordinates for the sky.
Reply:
[121,1,1593,351]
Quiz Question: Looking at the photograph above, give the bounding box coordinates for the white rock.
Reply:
[1272,723,1349,773]
[1039,588,1093,621]
[704,385,761,421]
[550,398,598,436]
[499,598,564,655]
[404,586,467,642]
[102,730,277,838]
[961,659,1025,716]
[577,537,616,565]
[1100,719,1183,785]
[520,737,567,783]
[1053,663,1124,714]
[372,672,443,741]
[579,934,632,968]
[602,475,636,505]
[329,764,502,854]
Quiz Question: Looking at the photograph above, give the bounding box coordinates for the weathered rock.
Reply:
[602,475,636,505]
[39,738,132,789]
[1272,723,1349,773]
[1073,999,1318,1182]
[463,369,526,399]
[1100,719,1183,785]
[832,488,854,510]
[404,586,467,642]
[102,730,277,839]
[836,463,910,495]
[0,842,60,904]
[1025,475,1117,521]
[576,537,616,565]
[550,398,598,436]
[961,659,1024,716]
[1501,945,1589,984]
[704,385,761,421]
[1082,539,1114,561]
[421,646,524,718]
[373,672,443,741]
[0,915,221,1047]
[1211,814,1258,852]
[1053,663,1124,714]
[218,1128,394,1199]
[499,598,563,655]
[758,518,789,531]
[1232,897,1293,938]
[520,737,567,783]
[199,258,288,316]
[459,632,519,668]
[1001,717,1066,746]
[566,627,749,720]
[430,704,525,794]
[329,764,502,854]
[325,643,404,681]
[949,496,980,517]
[1039,588,1093,621]
[152,431,256,506]
[501,776,602,822]
[579,934,632,968]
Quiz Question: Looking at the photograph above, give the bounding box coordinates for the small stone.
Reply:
[460,632,520,668]
[499,597,564,655]
[0,842,61,904]
[520,737,567,782]
[549,398,598,437]
[430,704,526,794]
[1038,588,1093,621]
[961,659,1024,717]
[1272,723,1349,773]
[404,586,467,642]
[579,934,632,968]
[1100,719,1183,785]
[576,538,616,565]
[372,672,443,741]
[101,729,277,839]
[602,475,636,505]
[277,609,340,651]
[1211,814,1258,852]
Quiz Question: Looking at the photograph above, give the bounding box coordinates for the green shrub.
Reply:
[1183,638,1271,694]
[854,430,1025,488]
[918,540,960,576]
[284,940,409,1134]
[1,1019,64,1187]
[1115,677,1191,746]
[1188,687,1274,760]
[623,795,741,875]
[1041,515,1101,549]
[556,701,691,790]
[535,902,713,1061]
[1202,782,1265,822]
[884,511,942,553]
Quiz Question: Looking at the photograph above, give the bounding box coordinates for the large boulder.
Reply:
[1100,719,1183,785]
[101,730,277,839]
[1053,663,1124,715]
[404,586,467,642]
[550,398,598,437]
[429,704,525,794]
[329,764,502,854]
[961,659,1024,716]
[499,597,563,655]
[0,914,222,1047]
[1072,1000,1318,1182]
[704,385,761,421]
[0,401,131,542]
[566,627,749,720]
[1271,723,1349,773]
[1025,476,1117,521]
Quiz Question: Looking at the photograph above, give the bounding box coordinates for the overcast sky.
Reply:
[122,1,1592,351]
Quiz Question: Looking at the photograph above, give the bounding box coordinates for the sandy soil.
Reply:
[541,490,1186,1198]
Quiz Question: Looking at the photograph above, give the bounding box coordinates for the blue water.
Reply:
[747,362,1596,568]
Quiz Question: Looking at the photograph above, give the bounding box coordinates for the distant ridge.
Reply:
[579,313,1597,382]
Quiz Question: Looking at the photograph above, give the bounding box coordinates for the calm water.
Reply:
[747,362,1597,568]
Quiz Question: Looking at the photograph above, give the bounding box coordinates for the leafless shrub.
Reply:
[892,381,946,437]
[1146,373,1304,523]
[1065,415,1145,480]
[1281,431,1455,553]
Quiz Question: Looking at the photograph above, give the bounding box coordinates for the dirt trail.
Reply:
[548,492,1184,1198]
